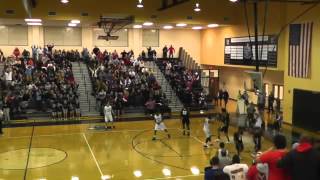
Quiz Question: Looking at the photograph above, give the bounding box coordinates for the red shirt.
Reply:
[259,150,291,180]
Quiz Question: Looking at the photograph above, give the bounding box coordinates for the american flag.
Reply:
[288,23,313,78]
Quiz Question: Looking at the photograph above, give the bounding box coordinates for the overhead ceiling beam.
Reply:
[158,0,191,11]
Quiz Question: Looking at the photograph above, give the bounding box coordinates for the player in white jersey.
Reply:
[203,115,214,148]
[152,112,171,140]
[104,103,114,129]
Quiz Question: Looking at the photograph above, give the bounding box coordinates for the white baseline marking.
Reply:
[82,133,104,177]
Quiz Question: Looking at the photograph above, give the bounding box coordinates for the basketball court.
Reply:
[0,117,274,180]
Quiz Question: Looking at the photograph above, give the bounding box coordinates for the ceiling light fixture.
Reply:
[25,18,42,22]
[71,176,79,180]
[61,0,69,4]
[137,0,144,8]
[194,3,201,12]
[229,0,239,2]
[68,23,77,27]
[143,22,153,26]
[208,24,219,28]
[27,22,42,26]
[163,25,173,29]
[71,20,80,24]
[133,24,142,28]
[192,26,202,30]
[176,23,187,27]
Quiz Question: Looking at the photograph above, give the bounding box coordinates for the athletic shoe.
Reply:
[203,144,209,148]
[152,137,156,141]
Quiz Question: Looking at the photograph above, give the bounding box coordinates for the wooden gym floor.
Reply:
[0,101,318,180]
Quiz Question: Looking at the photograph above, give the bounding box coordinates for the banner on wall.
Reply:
[224,35,278,67]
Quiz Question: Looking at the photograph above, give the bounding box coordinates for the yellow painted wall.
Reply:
[283,4,320,124]
[0,27,201,63]
[200,3,320,124]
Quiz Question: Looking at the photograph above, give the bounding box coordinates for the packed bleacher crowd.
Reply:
[0,46,80,121]
[85,46,171,117]
[156,58,207,109]
[204,134,320,180]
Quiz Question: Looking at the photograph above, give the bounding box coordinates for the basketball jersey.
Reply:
[154,114,162,123]
[182,110,187,115]
[104,105,112,114]
[203,118,210,132]
[223,164,248,180]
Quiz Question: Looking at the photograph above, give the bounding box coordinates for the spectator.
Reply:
[223,155,249,180]
[247,162,269,180]
[168,45,175,58]
[256,134,290,180]
[268,91,275,113]
[204,156,229,180]
[0,107,3,135]
[163,45,168,58]
[277,136,320,180]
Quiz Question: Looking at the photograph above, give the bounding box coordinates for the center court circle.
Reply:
[0,148,67,170]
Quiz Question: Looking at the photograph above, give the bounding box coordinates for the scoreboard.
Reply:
[224,35,278,67]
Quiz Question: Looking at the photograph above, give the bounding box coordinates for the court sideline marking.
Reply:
[144,174,204,180]
[82,133,104,178]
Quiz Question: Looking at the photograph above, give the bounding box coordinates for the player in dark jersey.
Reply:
[180,107,190,136]
[217,108,230,143]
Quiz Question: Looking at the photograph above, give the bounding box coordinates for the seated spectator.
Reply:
[204,156,229,180]
[223,155,248,180]
[277,135,320,180]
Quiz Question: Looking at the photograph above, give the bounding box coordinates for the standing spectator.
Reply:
[273,112,283,134]
[13,47,20,58]
[180,107,190,136]
[0,49,4,62]
[218,89,223,106]
[0,107,3,135]
[277,136,320,180]
[162,45,168,58]
[268,91,275,113]
[168,45,175,59]
[256,134,290,180]
[204,156,229,180]
[222,90,229,108]
[3,98,10,122]
[223,155,249,180]
[275,98,281,112]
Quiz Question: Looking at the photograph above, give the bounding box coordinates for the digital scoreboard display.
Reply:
[224,35,278,67]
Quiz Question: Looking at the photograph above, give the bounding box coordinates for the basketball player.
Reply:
[203,115,213,148]
[180,107,190,136]
[234,128,244,156]
[217,108,230,143]
[104,102,114,129]
[152,111,171,140]
[252,112,263,154]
